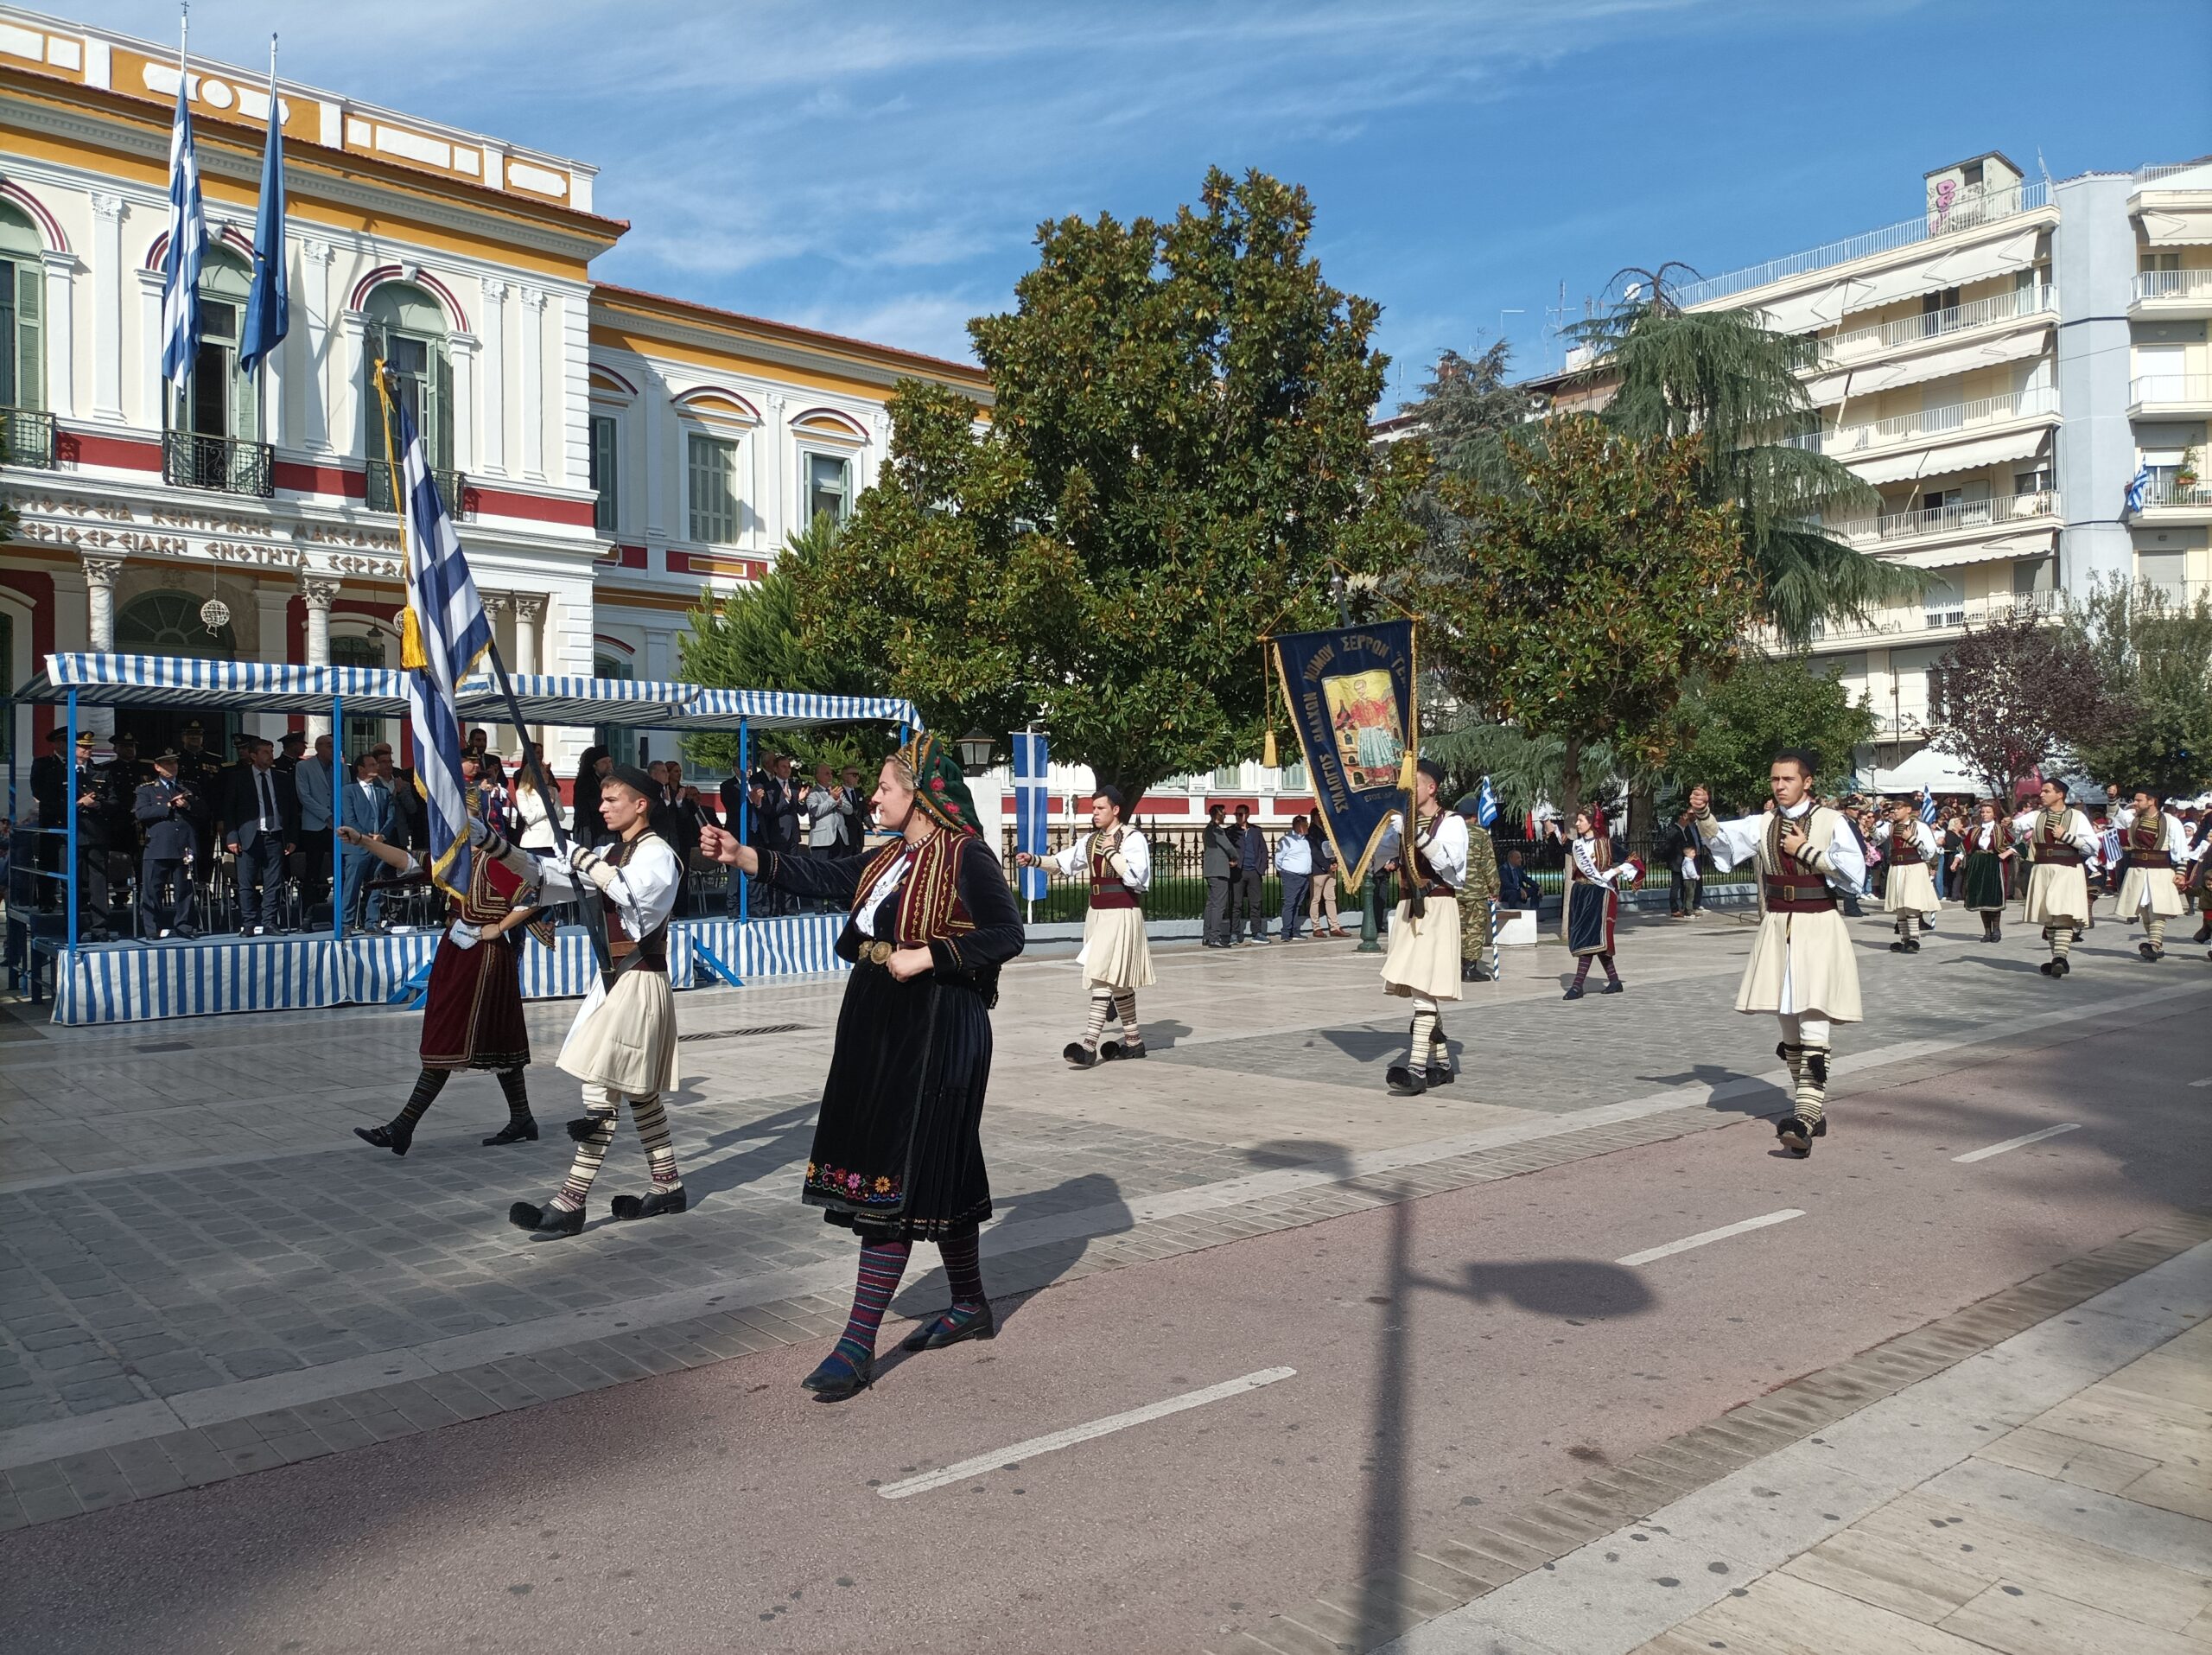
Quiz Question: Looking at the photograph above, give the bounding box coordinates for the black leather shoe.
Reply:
[1811,1116,1828,1138]
[483,1118,539,1146]
[353,1122,413,1157]
[801,1348,873,1400]
[1385,1063,1427,1096]
[566,1113,614,1143]
[1599,979,1624,994]
[610,1186,689,1221]
[2139,942,2164,963]
[2051,956,2070,977]
[1562,983,1585,1000]
[1423,1065,1455,1087]
[1776,1116,1813,1158]
[2039,959,2054,975]
[508,1200,584,1237]
[1064,1042,1097,1069]
[1098,1041,1145,1060]
[900,1303,997,1353]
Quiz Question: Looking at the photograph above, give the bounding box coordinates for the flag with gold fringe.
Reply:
[1268,618,1419,887]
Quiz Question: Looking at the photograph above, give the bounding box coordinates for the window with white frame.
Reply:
[0,201,43,415]
[804,451,852,526]
[590,413,619,533]
[688,431,741,544]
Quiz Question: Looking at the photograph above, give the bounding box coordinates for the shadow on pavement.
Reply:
[892,1170,1135,1334]
[678,1103,821,1203]
[1137,1018,1194,1052]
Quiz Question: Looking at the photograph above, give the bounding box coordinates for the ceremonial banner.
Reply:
[1270,619,1418,887]
[1013,729,1049,901]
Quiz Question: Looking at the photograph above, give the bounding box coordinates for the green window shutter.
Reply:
[6,259,40,411]
[689,432,737,544]
[433,346,454,472]
[591,414,618,532]
[0,259,17,410]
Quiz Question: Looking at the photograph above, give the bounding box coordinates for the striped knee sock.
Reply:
[2145,915,2166,951]
[1082,988,1114,1050]
[1572,956,1592,989]
[628,1093,682,1189]
[1409,1003,1440,1066]
[1427,1016,1450,1069]
[1598,951,1620,983]
[552,1103,619,1212]
[1111,989,1141,1044]
[834,1238,912,1365]
[2046,926,2071,961]
[394,1067,450,1130]
[938,1225,986,1311]
[1794,1046,1829,1124]
[495,1066,531,1126]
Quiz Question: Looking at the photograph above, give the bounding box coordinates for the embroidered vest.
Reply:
[1410,817,1459,897]
[2126,813,2175,869]
[2031,809,2083,865]
[601,834,669,972]
[1758,807,1840,913]
[1090,832,1141,910]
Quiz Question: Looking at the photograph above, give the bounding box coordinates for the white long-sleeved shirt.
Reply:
[1956,819,2009,862]
[2011,807,2097,859]
[1376,811,1469,890]
[1873,818,1940,865]
[1046,828,1152,893]
[1701,799,1868,895]
[2112,805,2191,864]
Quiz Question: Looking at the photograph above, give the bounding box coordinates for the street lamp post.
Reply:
[956,729,995,773]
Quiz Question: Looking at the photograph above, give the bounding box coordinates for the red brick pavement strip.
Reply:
[1197,1208,2212,1655]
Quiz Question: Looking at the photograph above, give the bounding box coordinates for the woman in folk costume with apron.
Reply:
[340,824,554,1155]
[2112,789,2191,962]
[698,734,1025,1402]
[1873,799,1942,953]
[1379,758,1465,1096]
[2011,779,2096,977]
[1560,808,1641,999]
[470,766,690,1237]
[1954,800,2015,943]
[1688,751,1866,1159]
[1014,785,1154,1066]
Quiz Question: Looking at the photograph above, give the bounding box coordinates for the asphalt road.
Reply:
[6,989,2205,1655]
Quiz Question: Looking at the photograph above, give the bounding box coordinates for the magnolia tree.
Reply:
[1926,609,2118,799]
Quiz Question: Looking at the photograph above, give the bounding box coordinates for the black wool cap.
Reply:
[1094,784,1128,812]
[605,764,658,799]
[1417,757,1446,786]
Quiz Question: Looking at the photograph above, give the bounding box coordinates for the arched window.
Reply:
[164,246,268,493]
[1,201,51,468]
[115,591,241,756]
[363,283,454,497]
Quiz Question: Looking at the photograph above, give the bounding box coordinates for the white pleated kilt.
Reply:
[1883,861,1942,917]
[1382,896,1463,1002]
[1079,904,1155,990]
[2118,865,2187,920]
[2022,863,2089,928]
[1736,908,1861,1023]
[556,970,680,1096]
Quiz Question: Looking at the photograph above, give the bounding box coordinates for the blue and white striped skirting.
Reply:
[51,914,849,1026]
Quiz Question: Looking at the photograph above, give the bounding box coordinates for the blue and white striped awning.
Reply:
[19,655,922,734]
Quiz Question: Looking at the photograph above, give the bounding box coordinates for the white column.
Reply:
[479,281,508,477]
[81,554,123,737]
[39,251,76,418]
[640,368,664,540]
[765,393,791,557]
[518,285,546,481]
[255,582,292,742]
[512,593,543,674]
[560,292,591,487]
[448,332,478,473]
[89,193,126,423]
[135,270,164,432]
[300,238,334,453]
[302,576,339,740]
[335,310,368,459]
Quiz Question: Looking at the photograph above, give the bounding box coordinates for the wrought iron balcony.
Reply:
[162,430,274,497]
[365,457,467,517]
[1826,284,2056,358]
[0,405,56,468]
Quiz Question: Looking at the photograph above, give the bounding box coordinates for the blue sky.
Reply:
[119,0,2210,402]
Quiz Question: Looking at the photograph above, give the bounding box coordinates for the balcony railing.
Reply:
[1675,180,2050,308]
[1830,489,2060,546]
[1759,588,2061,650]
[1821,385,2058,458]
[1,405,56,468]
[2131,374,2212,408]
[2133,269,2212,304]
[2142,478,2212,509]
[162,431,274,497]
[1827,284,2056,358]
[365,457,467,516]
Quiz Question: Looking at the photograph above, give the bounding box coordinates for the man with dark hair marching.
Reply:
[1688,750,1866,1158]
[1379,758,1465,1096]
[1874,799,1942,953]
[1016,786,1154,1067]
[471,765,690,1235]
[2112,789,2190,962]
[2012,780,2095,977]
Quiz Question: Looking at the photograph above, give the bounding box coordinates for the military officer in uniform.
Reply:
[1453,792,1501,982]
[68,731,117,940]
[135,749,201,939]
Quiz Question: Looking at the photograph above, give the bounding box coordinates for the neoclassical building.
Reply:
[0,8,988,773]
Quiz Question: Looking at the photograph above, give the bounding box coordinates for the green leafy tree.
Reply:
[1569,265,1919,647]
[1426,415,1752,822]
[677,515,887,775]
[2064,580,2212,794]
[796,167,1427,803]
[1669,654,1878,812]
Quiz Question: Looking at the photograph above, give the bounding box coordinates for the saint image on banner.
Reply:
[1325,668,1405,790]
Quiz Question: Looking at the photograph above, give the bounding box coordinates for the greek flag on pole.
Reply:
[1475,775,1500,828]
[1920,789,1939,824]
[2125,465,2152,515]
[237,52,288,381]
[1013,730,1049,900]
[158,71,206,395]
[396,399,493,898]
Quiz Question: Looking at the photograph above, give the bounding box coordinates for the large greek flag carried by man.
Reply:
[382,377,492,898]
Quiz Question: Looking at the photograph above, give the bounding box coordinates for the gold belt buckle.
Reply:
[861,939,894,965]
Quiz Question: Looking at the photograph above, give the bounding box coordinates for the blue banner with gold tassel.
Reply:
[1269,619,1418,887]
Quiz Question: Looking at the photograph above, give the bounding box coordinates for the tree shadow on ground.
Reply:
[676,1102,821,1203]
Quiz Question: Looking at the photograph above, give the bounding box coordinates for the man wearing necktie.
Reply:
[222,737,297,936]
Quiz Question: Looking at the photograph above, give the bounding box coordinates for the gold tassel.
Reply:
[1397,747,1417,792]
[1263,728,1278,769]
[399,608,428,671]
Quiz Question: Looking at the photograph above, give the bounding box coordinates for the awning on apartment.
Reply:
[1888,527,2058,570]
[1809,324,2050,404]
[1847,425,2052,486]
[1753,226,2044,334]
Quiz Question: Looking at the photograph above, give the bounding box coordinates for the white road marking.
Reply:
[875,1366,1297,1500]
[1617,1209,1803,1268]
[1953,1123,2081,1163]
[2190,1076,2212,1089]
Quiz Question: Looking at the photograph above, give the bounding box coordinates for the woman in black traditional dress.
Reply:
[697,732,1023,1400]
[1954,799,2015,942]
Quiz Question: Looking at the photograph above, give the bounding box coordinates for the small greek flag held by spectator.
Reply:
[157,48,207,396]
[2124,466,2152,516]
[1475,775,1500,828]
[385,385,492,899]
[1920,790,1939,824]
[1013,730,1049,901]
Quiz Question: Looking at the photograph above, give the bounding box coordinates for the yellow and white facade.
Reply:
[0,7,988,773]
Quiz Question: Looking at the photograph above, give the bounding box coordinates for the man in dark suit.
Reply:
[838,766,869,851]
[222,736,297,935]
[1656,805,1707,919]
[340,753,398,930]
[746,753,801,914]
[27,726,65,907]
[1201,803,1236,947]
[136,750,201,939]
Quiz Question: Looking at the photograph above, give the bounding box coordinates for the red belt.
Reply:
[1090,890,1140,910]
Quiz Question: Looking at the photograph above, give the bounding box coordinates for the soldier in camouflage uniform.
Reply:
[1454,794,1501,982]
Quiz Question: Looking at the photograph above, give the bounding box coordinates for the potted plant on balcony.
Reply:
[2176,447,2200,493]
